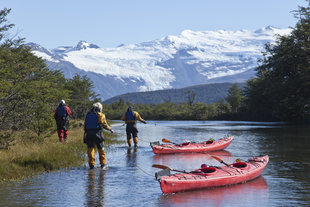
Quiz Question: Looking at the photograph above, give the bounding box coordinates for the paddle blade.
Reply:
[152,164,170,170]
[211,155,222,162]
[162,138,172,143]
[211,155,230,166]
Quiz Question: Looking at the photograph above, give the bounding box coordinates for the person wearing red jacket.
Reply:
[54,100,72,142]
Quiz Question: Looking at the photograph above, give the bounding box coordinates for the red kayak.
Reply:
[155,155,269,194]
[150,136,233,154]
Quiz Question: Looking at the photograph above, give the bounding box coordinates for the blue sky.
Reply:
[1,0,307,49]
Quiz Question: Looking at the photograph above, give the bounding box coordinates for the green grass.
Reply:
[0,121,122,182]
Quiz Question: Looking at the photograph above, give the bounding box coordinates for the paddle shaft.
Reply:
[152,164,199,174]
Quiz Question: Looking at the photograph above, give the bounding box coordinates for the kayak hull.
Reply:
[152,136,233,154]
[158,155,269,194]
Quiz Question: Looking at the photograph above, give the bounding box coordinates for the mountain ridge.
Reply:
[28,26,292,100]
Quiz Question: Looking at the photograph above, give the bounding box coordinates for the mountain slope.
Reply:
[28,26,291,100]
[103,82,246,104]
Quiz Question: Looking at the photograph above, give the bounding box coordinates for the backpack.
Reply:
[85,112,99,130]
[57,106,67,118]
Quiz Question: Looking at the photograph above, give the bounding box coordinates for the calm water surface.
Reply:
[0,121,310,207]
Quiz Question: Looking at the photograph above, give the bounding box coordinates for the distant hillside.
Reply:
[103,82,246,104]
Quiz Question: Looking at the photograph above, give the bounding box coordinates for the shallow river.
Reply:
[1,121,310,207]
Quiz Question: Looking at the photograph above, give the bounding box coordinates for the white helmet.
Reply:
[60,100,65,104]
[93,102,102,112]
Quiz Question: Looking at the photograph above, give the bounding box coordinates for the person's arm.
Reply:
[66,106,72,116]
[121,113,126,121]
[98,113,113,133]
[134,111,146,124]
[54,109,57,119]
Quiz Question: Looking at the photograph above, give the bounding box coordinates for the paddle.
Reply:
[211,155,230,167]
[162,138,192,145]
[162,138,178,145]
[211,155,244,174]
[152,164,201,173]
[152,164,186,173]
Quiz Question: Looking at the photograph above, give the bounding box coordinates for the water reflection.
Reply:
[126,146,138,168]
[0,121,309,207]
[159,176,269,207]
[86,169,106,207]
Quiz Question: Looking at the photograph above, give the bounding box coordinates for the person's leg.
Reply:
[97,142,106,167]
[126,127,132,147]
[87,142,95,169]
[57,129,64,142]
[127,135,132,147]
[133,137,138,146]
[132,128,138,146]
[64,130,68,141]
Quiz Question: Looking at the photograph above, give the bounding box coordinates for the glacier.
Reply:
[29,26,292,100]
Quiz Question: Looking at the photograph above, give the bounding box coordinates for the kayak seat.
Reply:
[204,140,214,144]
[181,142,190,146]
[200,166,217,173]
[232,162,247,168]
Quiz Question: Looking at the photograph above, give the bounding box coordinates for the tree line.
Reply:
[103,85,239,121]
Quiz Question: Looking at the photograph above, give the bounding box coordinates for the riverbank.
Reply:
[0,121,120,182]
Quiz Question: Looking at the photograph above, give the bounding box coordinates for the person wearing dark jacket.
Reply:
[121,106,146,147]
[54,100,72,142]
[84,102,113,169]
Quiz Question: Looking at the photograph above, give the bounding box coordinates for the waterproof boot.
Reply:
[133,137,138,146]
[127,138,132,147]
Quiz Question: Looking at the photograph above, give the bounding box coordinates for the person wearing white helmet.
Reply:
[84,102,114,169]
[54,100,72,142]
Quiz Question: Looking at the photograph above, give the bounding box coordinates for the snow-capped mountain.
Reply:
[28,26,292,101]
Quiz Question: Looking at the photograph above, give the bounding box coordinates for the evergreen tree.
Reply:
[65,74,100,119]
[243,1,310,121]
[226,83,243,113]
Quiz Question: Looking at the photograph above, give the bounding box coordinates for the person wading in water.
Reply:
[121,106,146,147]
[84,102,113,169]
[54,100,72,142]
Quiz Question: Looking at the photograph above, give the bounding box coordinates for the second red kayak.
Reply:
[155,155,269,194]
[150,136,234,154]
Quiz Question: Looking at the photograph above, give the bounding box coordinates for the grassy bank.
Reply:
[0,121,121,182]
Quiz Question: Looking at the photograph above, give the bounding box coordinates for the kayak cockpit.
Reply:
[232,162,247,168]
[198,166,217,174]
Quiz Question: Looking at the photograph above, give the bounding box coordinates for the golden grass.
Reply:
[0,121,121,182]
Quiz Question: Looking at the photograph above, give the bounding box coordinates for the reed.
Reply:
[0,121,121,182]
